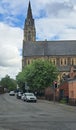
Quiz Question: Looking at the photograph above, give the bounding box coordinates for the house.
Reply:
[57,78,76,105]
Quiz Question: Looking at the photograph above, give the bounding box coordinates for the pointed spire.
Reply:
[27,1,33,19]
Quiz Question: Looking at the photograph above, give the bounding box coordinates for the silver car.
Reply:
[9,91,15,96]
[21,92,37,102]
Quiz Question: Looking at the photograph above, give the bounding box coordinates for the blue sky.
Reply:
[0,0,76,79]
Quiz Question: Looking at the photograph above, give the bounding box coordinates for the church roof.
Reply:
[23,40,76,57]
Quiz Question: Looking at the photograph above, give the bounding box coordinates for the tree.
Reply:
[16,72,25,91]
[0,75,17,91]
[16,59,59,92]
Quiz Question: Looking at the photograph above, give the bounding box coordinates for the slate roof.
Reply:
[23,40,76,57]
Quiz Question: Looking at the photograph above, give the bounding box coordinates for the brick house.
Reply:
[57,78,76,105]
[69,66,76,78]
[58,81,69,100]
[68,79,76,105]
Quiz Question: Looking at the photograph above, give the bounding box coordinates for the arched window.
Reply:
[60,59,63,65]
[53,60,55,65]
[64,59,67,65]
[27,60,30,65]
[50,58,56,65]
[71,59,74,65]
[60,58,67,66]
[28,31,31,41]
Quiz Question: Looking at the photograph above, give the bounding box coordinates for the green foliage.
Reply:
[60,98,67,104]
[0,75,17,91]
[16,59,59,91]
[16,72,25,90]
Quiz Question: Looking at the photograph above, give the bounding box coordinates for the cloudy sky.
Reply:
[0,0,76,80]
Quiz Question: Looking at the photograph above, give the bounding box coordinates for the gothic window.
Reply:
[28,19,31,25]
[74,58,76,65]
[50,58,56,65]
[71,59,74,65]
[60,59,63,65]
[28,31,31,41]
[28,60,30,64]
[64,59,67,65]
[60,58,67,66]
[29,20,30,25]
[53,59,56,65]
[53,60,55,65]
[71,58,76,65]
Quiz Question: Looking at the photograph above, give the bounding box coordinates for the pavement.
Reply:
[39,99,76,111]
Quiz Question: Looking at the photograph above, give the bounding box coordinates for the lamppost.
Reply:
[53,81,57,104]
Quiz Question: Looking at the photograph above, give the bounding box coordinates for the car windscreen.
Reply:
[25,93,34,96]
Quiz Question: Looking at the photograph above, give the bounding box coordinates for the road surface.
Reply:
[0,93,76,130]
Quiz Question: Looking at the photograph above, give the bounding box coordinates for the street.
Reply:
[0,93,76,130]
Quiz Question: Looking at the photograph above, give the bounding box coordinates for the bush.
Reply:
[60,98,67,104]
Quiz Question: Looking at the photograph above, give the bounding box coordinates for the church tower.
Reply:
[24,1,36,42]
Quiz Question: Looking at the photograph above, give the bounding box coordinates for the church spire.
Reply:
[24,1,36,42]
[27,1,33,20]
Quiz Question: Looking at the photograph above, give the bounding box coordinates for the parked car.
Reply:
[21,93,26,101]
[16,92,22,99]
[21,92,37,102]
[9,91,15,96]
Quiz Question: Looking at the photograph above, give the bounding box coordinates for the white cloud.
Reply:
[45,1,74,18]
[36,17,76,40]
[0,23,23,51]
[0,22,23,79]
[0,0,28,15]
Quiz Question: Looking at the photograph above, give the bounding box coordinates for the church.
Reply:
[22,1,76,82]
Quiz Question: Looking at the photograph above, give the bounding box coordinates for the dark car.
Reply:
[16,92,22,99]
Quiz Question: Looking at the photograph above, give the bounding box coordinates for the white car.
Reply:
[21,92,37,102]
[9,91,15,96]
